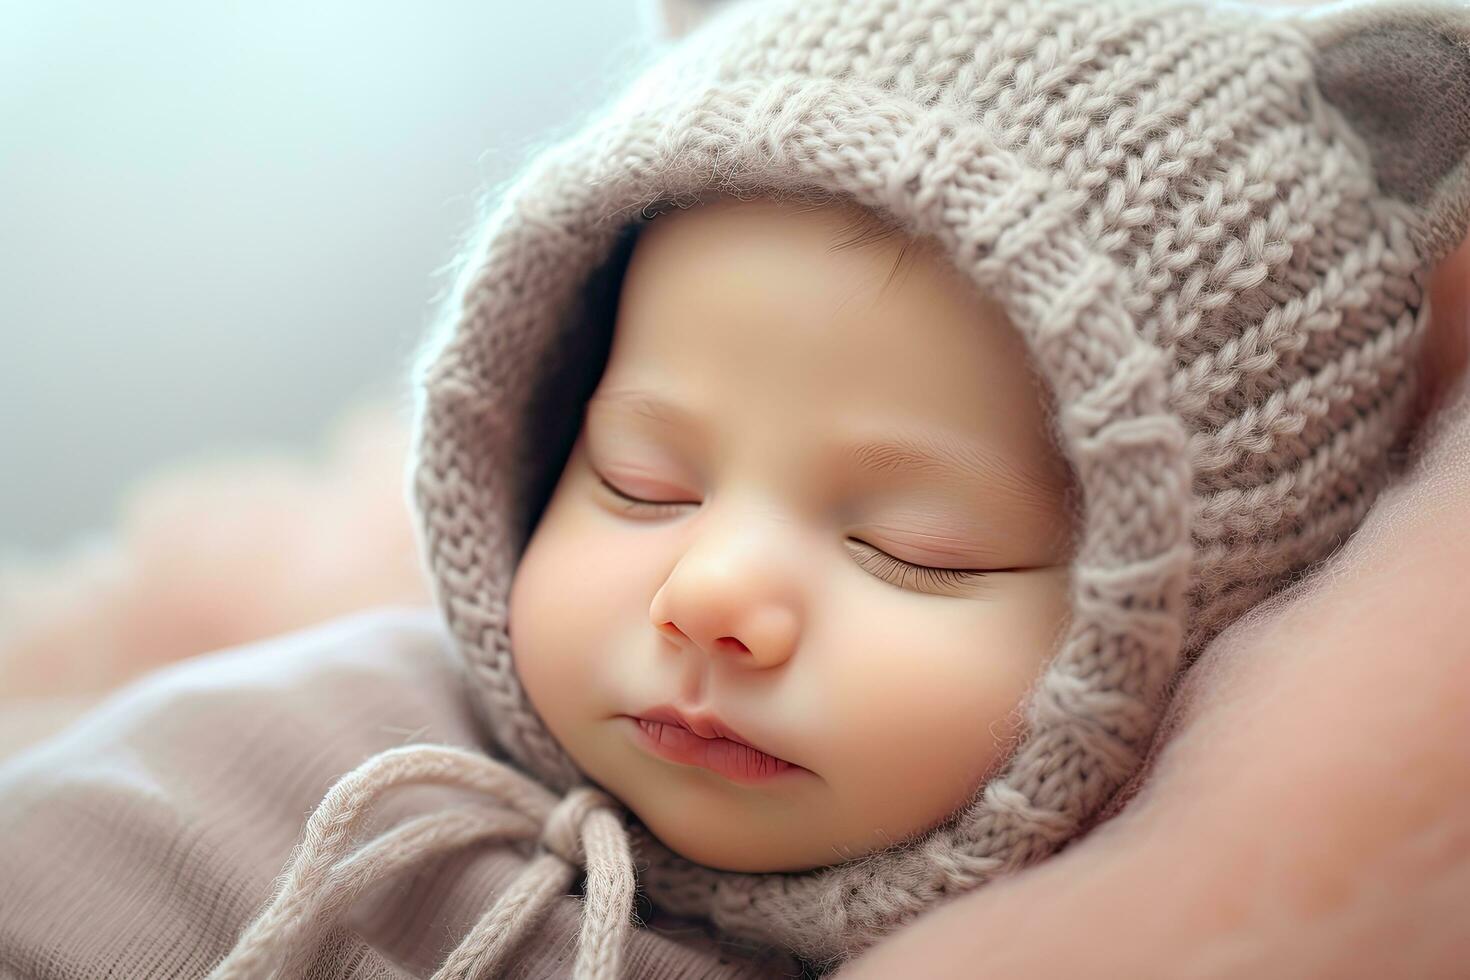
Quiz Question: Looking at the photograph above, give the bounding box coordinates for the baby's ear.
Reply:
[1295,0,1470,265]
[644,0,743,39]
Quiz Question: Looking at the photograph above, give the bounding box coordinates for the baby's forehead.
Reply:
[606,192,1053,429]
[622,194,990,331]
[590,199,1075,522]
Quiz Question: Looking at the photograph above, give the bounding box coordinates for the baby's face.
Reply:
[508,196,1076,872]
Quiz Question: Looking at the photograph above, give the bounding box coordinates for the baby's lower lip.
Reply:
[624,716,805,784]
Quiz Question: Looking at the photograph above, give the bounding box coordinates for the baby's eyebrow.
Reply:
[586,388,1067,508]
[840,428,1067,508]
[587,389,693,429]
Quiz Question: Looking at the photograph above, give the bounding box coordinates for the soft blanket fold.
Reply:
[0,607,801,979]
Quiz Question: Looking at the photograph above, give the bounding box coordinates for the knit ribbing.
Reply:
[395,0,1469,971]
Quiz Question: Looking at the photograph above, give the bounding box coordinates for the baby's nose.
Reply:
[654,608,797,670]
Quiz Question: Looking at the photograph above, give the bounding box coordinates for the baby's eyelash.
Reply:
[596,475,990,591]
[843,541,989,591]
[597,476,691,516]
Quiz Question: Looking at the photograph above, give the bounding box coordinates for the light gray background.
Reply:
[2,1,661,555]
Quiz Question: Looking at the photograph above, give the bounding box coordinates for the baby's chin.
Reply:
[583,735,876,874]
[543,708,944,872]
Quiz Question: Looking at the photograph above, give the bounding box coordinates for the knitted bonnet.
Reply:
[209,0,1470,976]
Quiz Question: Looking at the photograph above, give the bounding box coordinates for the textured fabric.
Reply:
[213,0,1470,975]
[397,0,1470,971]
[0,608,802,979]
[1086,346,1470,833]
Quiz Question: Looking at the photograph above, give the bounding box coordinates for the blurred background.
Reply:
[2,0,663,555]
[0,0,683,751]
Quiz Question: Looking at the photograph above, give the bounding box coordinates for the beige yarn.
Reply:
[212,0,1470,975]
[206,746,635,980]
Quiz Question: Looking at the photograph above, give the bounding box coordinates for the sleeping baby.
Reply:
[3,0,1468,976]
[506,190,1083,878]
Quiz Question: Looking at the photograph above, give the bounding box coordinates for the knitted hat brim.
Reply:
[409,74,1194,965]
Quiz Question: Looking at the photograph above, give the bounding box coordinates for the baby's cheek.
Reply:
[506,525,562,718]
[507,498,609,722]
[818,570,1073,822]
[509,487,666,726]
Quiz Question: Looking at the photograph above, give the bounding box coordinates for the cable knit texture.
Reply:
[210,0,1470,974]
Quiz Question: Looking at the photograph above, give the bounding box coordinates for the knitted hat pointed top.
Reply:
[388,0,1468,974]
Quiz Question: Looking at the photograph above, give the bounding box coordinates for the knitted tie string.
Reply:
[203,744,634,980]
[277,804,544,979]
[433,787,636,980]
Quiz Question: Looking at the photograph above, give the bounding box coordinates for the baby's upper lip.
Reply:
[633,704,791,763]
